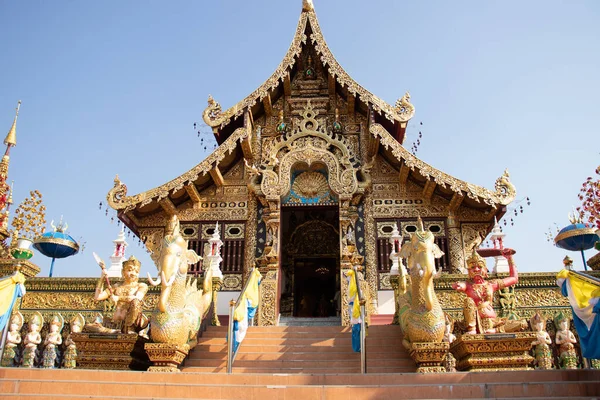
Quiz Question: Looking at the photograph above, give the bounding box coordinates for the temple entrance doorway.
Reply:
[279,206,340,318]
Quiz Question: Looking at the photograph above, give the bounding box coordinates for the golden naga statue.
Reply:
[452,246,526,334]
[148,215,213,346]
[397,217,445,347]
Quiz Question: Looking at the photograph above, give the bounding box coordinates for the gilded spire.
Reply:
[302,0,314,12]
[7,181,13,206]
[4,100,20,148]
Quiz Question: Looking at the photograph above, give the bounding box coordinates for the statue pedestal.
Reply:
[450,332,536,371]
[145,343,190,372]
[71,333,149,370]
[410,342,449,373]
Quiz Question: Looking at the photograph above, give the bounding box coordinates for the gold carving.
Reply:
[395,92,416,122]
[363,192,378,315]
[21,292,98,310]
[450,333,536,371]
[410,342,449,373]
[515,288,569,308]
[292,171,330,199]
[461,223,489,256]
[244,194,258,278]
[258,275,278,326]
[145,343,190,372]
[108,127,249,212]
[71,332,147,371]
[370,123,517,206]
[222,274,243,291]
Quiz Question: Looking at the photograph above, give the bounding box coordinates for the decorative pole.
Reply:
[388,224,405,325]
[106,227,128,277]
[0,101,19,243]
[204,222,223,325]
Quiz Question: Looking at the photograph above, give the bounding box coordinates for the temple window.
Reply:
[376,218,450,273]
[182,221,246,276]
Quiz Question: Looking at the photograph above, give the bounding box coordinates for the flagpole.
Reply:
[1,264,24,362]
[0,318,9,362]
[580,249,588,271]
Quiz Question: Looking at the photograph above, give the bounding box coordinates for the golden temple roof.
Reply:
[107,2,516,224]
[201,3,415,133]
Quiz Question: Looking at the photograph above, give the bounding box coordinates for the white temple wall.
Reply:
[216,291,240,315]
[377,290,395,314]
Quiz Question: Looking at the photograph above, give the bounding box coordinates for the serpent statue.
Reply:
[147,215,213,346]
[397,217,445,349]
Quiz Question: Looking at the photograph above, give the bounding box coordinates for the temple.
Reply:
[1,1,600,397]
[107,1,516,324]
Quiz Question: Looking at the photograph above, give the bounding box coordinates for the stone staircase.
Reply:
[1,368,599,399]
[1,324,600,399]
[183,324,415,374]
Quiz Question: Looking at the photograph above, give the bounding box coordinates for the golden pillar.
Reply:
[211,277,223,326]
[446,213,466,274]
[257,200,280,326]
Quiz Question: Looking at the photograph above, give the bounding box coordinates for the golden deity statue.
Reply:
[92,255,149,334]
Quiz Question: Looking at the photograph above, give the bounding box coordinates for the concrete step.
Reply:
[201,331,403,339]
[198,337,356,346]
[202,325,402,333]
[184,357,414,368]
[189,350,408,361]
[190,325,411,374]
[193,344,410,354]
[1,369,599,399]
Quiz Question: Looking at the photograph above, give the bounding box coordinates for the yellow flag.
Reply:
[557,269,600,309]
[0,272,26,316]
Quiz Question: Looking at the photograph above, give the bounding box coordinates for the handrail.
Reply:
[226,267,256,374]
[570,269,600,285]
[353,265,367,374]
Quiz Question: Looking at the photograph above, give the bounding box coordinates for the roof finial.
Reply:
[302,0,314,12]
[4,100,20,148]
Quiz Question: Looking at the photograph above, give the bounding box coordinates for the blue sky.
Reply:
[1,0,599,277]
